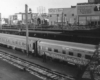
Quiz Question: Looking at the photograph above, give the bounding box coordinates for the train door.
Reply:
[33,41,38,56]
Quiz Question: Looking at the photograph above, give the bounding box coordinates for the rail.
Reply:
[0,50,75,80]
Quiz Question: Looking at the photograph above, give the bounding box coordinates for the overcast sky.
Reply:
[0,0,87,18]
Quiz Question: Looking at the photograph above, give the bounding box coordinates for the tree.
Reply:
[37,18,41,25]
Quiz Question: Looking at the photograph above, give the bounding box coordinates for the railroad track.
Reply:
[0,50,75,80]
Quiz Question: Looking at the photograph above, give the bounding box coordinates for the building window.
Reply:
[50,15,52,17]
[85,55,91,60]
[64,14,67,16]
[57,14,59,17]
[69,52,73,56]
[54,49,58,53]
[77,53,81,57]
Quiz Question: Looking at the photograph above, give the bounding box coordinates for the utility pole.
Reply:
[0,13,1,29]
[62,12,63,30]
[29,8,32,23]
[57,14,59,26]
[25,4,29,56]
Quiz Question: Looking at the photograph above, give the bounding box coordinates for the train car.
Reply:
[0,33,96,66]
[0,33,36,53]
[38,39,95,65]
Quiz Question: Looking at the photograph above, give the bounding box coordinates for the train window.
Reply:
[64,14,67,16]
[23,43,26,46]
[48,48,52,51]
[33,43,36,49]
[22,42,24,45]
[69,52,73,56]
[85,55,91,60]
[18,41,20,45]
[16,41,18,44]
[12,41,14,44]
[77,53,81,57]
[62,50,66,54]
[54,49,58,53]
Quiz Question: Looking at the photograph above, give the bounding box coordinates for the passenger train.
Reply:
[0,33,96,66]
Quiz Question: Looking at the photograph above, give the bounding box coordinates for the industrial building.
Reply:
[88,0,100,4]
[48,0,100,26]
[7,12,48,26]
[48,7,77,26]
[77,3,100,26]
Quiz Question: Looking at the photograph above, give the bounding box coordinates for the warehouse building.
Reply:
[77,3,100,26]
[48,6,77,26]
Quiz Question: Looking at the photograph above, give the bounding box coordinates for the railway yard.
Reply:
[1,0,100,80]
[0,38,95,80]
[0,29,99,80]
[0,56,41,80]
[0,45,77,80]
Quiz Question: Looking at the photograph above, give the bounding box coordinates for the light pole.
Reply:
[25,4,29,56]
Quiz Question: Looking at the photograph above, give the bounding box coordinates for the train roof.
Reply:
[40,41,95,52]
[0,29,62,35]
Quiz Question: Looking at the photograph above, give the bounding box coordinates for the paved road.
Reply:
[0,58,41,80]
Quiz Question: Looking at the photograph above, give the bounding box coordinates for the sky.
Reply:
[0,0,87,18]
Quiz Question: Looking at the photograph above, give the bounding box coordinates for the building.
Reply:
[88,0,100,4]
[15,13,48,25]
[0,13,2,29]
[10,13,38,25]
[77,3,100,25]
[48,7,77,25]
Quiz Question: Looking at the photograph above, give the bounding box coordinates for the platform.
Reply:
[0,58,41,80]
[0,46,79,78]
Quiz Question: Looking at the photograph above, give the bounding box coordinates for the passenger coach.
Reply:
[0,33,96,66]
